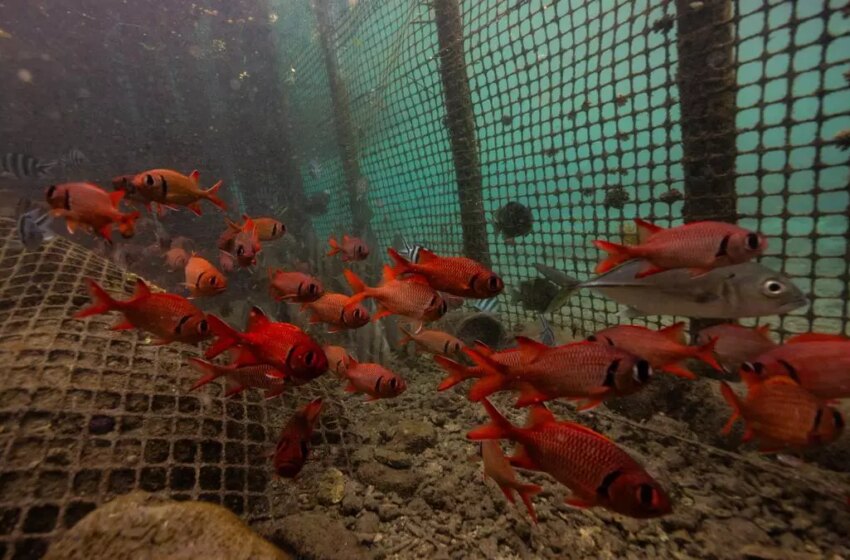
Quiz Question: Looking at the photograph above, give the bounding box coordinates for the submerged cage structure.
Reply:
[0,0,849,558]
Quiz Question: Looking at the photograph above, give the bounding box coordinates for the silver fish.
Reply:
[16,203,55,251]
[538,314,555,346]
[536,259,807,319]
[1,152,57,179]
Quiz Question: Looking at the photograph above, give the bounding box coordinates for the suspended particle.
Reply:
[651,14,675,34]
[659,188,684,204]
[17,68,33,83]
[603,185,630,209]
[834,129,850,151]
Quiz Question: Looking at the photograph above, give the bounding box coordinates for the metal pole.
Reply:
[311,0,371,236]
[432,0,490,265]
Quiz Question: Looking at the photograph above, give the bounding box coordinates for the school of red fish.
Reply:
[46,174,847,522]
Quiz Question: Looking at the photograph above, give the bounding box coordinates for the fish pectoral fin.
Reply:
[150,338,173,346]
[564,495,595,509]
[344,383,357,393]
[514,383,549,408]
[661,364,698,380]
[576,398,604,412]
[188,202,202,216]
[508,444,539,471]
[110,319,134,331]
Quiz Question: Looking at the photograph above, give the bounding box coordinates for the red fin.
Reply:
[508,444,537,471]
[465,349,509,402]
[517,483,543,524]
[634,218,664,237]
[786,333,848,344]
[565,496,595,509]
[111,319,134,331]
[635,262,667,278]
[513,383,550,408]
[109,189,125,208]
[380,264,396,283]
[204,180,227,211]
[189,170,200,183]
[327,236,341,257]
[264,384,286,399]
[188,202,202,216]
[188,358,224,391]
[246,306,271,332]
[416,248,438,264]
[119,211,140,238]
[435,355,475,391]
[204,315,242,358]
[659,322,687,343]
[515,336,549,363]
[719,382,742,435]
[467,398,514,441]
[755,324,772,336]
[661,363,697,380]
[387,247,414,275]
[525,404,555,427]
[472,340,494,356]
[224,383,245,398]
[344,382,357,393]
[98,224,113,243]
[692,336,723,371]
[74,278,119,318]
[576,398,604,412]
[343,269,366,294]
[593,239,634,274]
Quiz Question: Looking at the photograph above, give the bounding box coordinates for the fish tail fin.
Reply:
[466,348,510,402]
[343,269,367,294]
[435,355,474,391]
[719,382,742,435]
[693,336,723,372]
[188,358,224,391]
[74,278,120,318]
[387,247,414,275]
[204,180,227,211]
[534,264,581,313]
[593,239,634,273]
[204,315,242,358]
[516,483,543,524]
[327,236,340,256]
[118,211,140,238]
[467,398,514,441]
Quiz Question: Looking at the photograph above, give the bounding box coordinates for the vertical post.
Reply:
[432,0,490,266]
[675,0,737,332]
[311,0,371,236]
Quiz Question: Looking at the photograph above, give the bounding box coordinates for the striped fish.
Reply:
[60,148,86,168]
[538,314,555,346]
[1,152,58,180]
[399,235,425,263]
[473,296,500,314]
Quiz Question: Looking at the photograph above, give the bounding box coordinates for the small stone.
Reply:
[341,482,364,516]
[350,447,374,465]
[316,468,345,506]
[377,503,400,522]
[374,448,412,469]
[388,419,437,454]
[356,463,419,498]
[354,511,379,534]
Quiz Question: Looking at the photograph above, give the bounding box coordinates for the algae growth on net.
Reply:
[0,0,849,559]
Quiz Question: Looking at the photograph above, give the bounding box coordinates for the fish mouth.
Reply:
[776,296,809,314]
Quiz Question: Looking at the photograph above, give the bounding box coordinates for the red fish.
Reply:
[327,234,369,261]
[694,323,777,374]
[344,267,447,325]
[273,398,324,478]
[228,215,285,241]
[468,399,671,518]
[588,322,720,379]
[481,440,542,523]
[300,293,370,333]
[342,358,407,401]
[130,169,226,215]
[218,217,262,267]
[594,219,767,278]
[323,345,352,378]
[165,247,190,271]
[466,338,652,410]
[188,357,286,399]
[268,268,324,303]
[205,307,327,382]
[400,327,464,357]
[388,248,503,299]
[75,278,210,345]
[46,182,140,242]
[185,255,227,297]
[720,371,844,452]
[742,333,850,400]
[435,345,522,391]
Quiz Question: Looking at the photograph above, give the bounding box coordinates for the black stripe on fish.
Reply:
[604,360,620,387]
[596,468,623,499]
[160,175,168,198]
[443,339,450,354]
[603,336,615,346]
[374,376,383,394]
[174,314,192,335]
[812,408,823,433]
[467,272,482,291]
[63,188,71,211]
[195,270,206,289]
[284,345,296,373]
[716,235,731,257]
[776,359,799,383]
[296,281,304,298]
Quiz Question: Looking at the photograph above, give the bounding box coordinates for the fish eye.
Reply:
[198,319,209,333]
[488,276,502,291]
[389,378,397,390]
[209,276,217,286]
[237,246,245,256]
[309,283,318,295]
[304,351,316,366]
[637,484,655,507]
[145,174,154,186]
[633,360,652,383]
[46,185,57,199]
[746,232,760,250]
[834,410,844,430]
[762,279,785,297]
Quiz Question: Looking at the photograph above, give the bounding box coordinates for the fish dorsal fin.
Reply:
[381,265,396,283]
[247,306,270,331]
[472,340,493,356]
[786,333,847,344]
[417,248,438,264]
[241,213,251,222]
[659,322,687,344]
[561,420,612,443]
[405,274,431,286]
[109,189,125,209]
[189,170,200,183]
[243,217,256,234]
[133,278,152,299]
[515,336,549,362]
[634,218,664,239]
[526,404,555,428]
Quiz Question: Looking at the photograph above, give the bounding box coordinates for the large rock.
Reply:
[388,419,437,454]
[44,492,290,560]
[260,512,371,560]
[356,462,419,497]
